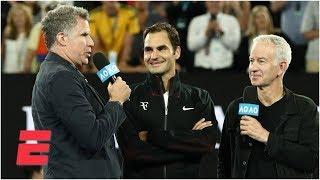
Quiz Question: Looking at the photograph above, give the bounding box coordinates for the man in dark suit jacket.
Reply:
[31,5,131,178]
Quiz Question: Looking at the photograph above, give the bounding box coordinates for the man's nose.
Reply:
[88,35,94,47]
[150,50,159,59]
[248,61,258,72]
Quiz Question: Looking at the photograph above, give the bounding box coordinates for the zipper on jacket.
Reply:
[163,114,168,178]
[275,161,279,178]
[163,92,169,178]
[164,164,167,178]
[164,114,168,130]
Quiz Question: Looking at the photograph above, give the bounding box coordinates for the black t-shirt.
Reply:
[246,97,286,178]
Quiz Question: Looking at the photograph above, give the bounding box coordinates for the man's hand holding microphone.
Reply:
[108,77,131,105]
[92,52,131,105]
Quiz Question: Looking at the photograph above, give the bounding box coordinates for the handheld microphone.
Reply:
[238,86,259,146]
[92,52,120,84]
[92,52,124,148]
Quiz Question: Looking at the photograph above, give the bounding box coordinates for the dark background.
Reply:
[2,72,319,178]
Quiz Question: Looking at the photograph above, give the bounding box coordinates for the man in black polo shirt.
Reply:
[218,34,318,178]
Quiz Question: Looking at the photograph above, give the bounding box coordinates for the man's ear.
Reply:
[174,46,181,60]
[55,32,68,46]
[278,60,288,76]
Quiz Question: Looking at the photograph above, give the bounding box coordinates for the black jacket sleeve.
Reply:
[147,90,217,154]
[265,97,319,172]
[48,70,126,152]
[117,99,184,166]
[217,100,236,178]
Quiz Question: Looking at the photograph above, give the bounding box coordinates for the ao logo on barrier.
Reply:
[238,103,259,116]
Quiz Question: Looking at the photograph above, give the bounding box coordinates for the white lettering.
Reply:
[22,106,36,144]
[103,70,109,77]
[248,107,254,114]
[99,73,105,80]
[22,106,34,130]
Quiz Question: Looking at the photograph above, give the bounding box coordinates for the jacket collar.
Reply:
[282,87,299,115]
[145,72,181,97]
[256,86,298,115]
[251,86,298,115]
[45,51,78,72]
[275,87,301,132]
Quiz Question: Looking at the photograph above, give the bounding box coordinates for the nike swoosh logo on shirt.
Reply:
[182,106,194,111]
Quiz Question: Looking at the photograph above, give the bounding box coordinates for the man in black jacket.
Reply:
[31,5,131,178]
[117,22,218,178]
[218,34,319,178]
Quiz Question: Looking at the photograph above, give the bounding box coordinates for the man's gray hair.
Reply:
[252,34,292,66]
[41,4,89,49]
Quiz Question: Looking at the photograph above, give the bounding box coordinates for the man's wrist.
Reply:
[262,130,270,144]
[109,100,123,106]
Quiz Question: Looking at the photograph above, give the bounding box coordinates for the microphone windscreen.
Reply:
[93,52,109,71]
[243,86,258,104]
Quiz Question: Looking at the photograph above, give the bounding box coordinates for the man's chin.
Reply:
[250,80,260,87]
[148,67,164,74]
[82,58,89,65]
[150,71,164,76]
[251,81,268,88]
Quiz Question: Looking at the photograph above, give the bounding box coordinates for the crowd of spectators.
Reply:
[1,1,319,74]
